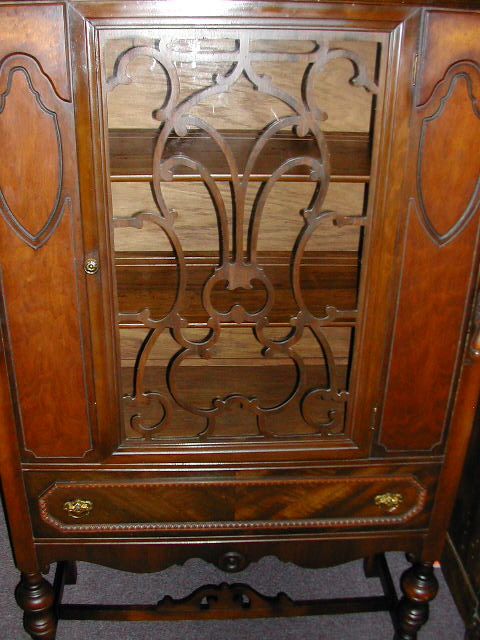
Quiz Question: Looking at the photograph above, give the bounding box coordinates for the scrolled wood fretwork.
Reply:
[107,33,379,442]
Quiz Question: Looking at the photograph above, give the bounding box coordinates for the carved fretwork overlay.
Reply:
[105,34,381,442]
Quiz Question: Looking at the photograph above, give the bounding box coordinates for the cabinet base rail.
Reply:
[17,555,441,638]
[51,554,399,623]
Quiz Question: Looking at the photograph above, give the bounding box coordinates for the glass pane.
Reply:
[102,30,384,443]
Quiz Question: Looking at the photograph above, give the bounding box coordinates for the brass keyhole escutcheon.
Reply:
[64,499,94,519]
[84,257,99,275]
[374,492,403,513]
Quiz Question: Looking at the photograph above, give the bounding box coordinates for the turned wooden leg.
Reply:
[394,561,439,640]
[15,572,57,640]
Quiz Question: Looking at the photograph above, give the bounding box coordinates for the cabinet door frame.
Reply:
[68,3,421,464]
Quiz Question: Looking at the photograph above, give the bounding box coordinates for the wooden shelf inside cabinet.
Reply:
[115,250,359,326]
[109,129,371,183]
[120,362,350,441]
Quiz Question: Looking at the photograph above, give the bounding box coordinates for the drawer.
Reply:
[26,466,437,537]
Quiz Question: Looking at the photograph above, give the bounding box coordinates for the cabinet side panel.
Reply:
[0,6,94,459]
[379,11,480,453]
[380,206,478,452]
[0,270,38,571]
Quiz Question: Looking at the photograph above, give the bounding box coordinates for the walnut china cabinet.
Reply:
[0,1,479,638]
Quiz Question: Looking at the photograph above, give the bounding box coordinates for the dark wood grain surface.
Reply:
[379,11,480,454]
[26,464,436,537]
[0,13,94,462]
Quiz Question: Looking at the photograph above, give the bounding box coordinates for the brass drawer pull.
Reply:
[64,499,93,519]
[374,492,403,513]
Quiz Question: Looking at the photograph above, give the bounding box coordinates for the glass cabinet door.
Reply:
[99,28,387,454]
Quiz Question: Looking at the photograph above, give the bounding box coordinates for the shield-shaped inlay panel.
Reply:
[0,64,63,249]
[417,72,480,245]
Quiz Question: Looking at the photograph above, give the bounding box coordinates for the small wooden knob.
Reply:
[218,551,246,573]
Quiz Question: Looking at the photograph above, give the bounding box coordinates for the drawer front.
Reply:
[26,467,437,537]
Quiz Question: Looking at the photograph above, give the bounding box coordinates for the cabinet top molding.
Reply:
[50,0,480,21]
[66,0,480,6]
